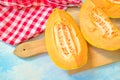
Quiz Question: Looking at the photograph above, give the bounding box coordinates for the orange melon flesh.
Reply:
[91,0,120,18]
[45,8,88,70]
[80,0,120,51]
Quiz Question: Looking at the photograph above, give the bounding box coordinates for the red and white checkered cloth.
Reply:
[0,0,82,45]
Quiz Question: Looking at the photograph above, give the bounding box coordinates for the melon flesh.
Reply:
[45,8,88,70]
[80,0,120,51]
[91,0,120,18]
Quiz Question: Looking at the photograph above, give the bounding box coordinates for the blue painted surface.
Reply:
[0,40,120,80]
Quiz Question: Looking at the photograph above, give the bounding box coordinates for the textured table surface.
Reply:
[0,40,120,80]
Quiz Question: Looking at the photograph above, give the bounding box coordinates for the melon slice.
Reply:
[80,0,120,51]
[45,8,88,70]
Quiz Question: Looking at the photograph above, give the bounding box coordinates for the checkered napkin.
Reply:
[0,0,82,45]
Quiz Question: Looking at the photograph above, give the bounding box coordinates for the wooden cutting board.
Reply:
[14,8,120,74]
[67,8,120,74]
